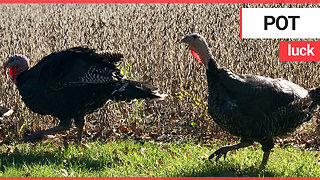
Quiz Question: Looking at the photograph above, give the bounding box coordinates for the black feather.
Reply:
[184,34,320,167]
[203,54,320,167]
[206,59,314,141]
[14,46,165,142]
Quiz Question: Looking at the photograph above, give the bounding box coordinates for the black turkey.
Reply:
[3,46,167,144]
[181,33,320,168]
[0,105,13,119]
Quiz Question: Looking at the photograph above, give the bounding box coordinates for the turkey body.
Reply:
[207,61,312,147]
[182,33,320,168]
[4,47,166,143]
[17,72,120,118]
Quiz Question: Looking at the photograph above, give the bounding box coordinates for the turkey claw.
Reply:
[208,147,229,162]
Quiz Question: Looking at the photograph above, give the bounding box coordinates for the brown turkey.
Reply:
[3,46,167,144]
[181,33,320,168]
[0,105,13,119]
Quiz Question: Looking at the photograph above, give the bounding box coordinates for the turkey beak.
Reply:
[181,37,190,50]
[3,61,8,75]
[181,37,188,43]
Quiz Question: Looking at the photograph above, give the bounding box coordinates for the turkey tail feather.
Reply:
[111,80,167,101]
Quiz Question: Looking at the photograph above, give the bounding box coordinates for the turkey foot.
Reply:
[209,146,229,161]
[208,141,253,162]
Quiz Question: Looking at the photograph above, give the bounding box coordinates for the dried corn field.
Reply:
[1,3,320,145]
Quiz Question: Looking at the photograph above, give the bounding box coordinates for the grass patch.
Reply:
[0,140,319,177]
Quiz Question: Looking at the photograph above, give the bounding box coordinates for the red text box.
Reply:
[279,41,320,61]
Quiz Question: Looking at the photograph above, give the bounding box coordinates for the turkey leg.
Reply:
[74,116,84,145]
[22,118,71,142]
[209,140,253,162]
[260,150,271,169]
[22,125,70,142]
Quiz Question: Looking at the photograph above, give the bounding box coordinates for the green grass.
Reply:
[0,140,319,177]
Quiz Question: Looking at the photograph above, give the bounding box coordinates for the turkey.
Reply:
[0,105,13,119]
[3,46,167,144]
[181,33,320,168]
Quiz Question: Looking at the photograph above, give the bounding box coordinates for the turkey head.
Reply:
[3,55,30,84]
[181,33,212,69]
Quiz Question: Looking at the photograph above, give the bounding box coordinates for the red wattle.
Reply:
[190,50,202,63]
[9,67,16,79]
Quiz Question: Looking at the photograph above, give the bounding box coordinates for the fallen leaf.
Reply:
[156,159,162,166]
[201,153,209,160]
[131,148,137,153]
[170,151,177,157]
[119,125,129,133]
[162,144,169,149]
[113,149,118,156]
[186,152,191,157]
[61,169,68,176]
[81,143,89,149]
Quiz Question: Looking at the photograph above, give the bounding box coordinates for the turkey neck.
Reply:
[206,57,221,106]
[206,57,219,77]
[16,69,30,87]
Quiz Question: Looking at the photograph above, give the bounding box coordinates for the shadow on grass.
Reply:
[177,159,277,177]
[0,150,107,172]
